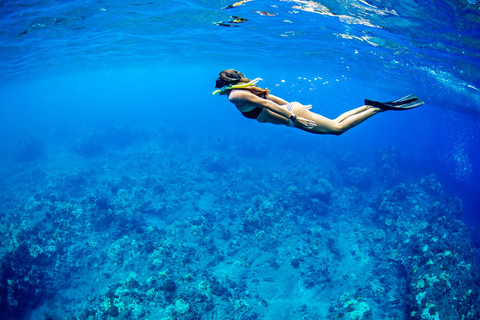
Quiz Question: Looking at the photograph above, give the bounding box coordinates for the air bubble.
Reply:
[451,140,472,181]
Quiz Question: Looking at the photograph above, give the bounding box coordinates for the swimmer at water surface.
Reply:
[213,69,424,135]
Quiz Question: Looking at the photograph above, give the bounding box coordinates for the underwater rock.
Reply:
[0,244,50,319]
[73,132,104,157]
[240,195,285,233]
[290,256,304,268]
[50,170,95,198]
[159,279,177,294]
[419,174,444,196]
[313,201,329,216]
[307,178,334,202]
[349,301,371,319]
[174,299,190,315]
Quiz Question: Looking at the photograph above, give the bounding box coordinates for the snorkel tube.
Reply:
[213,77,263,95]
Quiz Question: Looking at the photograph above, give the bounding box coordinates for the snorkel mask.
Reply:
[212,77,263,95]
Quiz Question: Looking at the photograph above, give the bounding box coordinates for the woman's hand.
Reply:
[295,117,317,130]
[290,102,312,110]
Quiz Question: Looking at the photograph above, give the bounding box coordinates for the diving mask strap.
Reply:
[213,78,263,95]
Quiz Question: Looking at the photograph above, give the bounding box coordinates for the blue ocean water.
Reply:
[1,0,479,319]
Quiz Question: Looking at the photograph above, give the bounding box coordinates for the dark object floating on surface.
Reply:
[214,15,248,27]
[230,16,248,23]
[214,22,238,27]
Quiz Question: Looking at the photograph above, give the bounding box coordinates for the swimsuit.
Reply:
[241,107,263,119]
[240,102,293,121]
[284,103,295,126]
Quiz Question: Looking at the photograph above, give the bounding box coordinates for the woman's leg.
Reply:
[334,106,371,123]
[292,103,383,135]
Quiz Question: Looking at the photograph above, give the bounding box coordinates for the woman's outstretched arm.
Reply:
[266,94,289,105]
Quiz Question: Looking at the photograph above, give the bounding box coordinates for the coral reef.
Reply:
[373,176,479,319]
[0,129,478,320]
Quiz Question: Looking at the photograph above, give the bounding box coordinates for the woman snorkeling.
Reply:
[213,69,424,135]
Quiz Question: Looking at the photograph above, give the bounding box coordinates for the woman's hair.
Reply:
[215,69,270,98]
